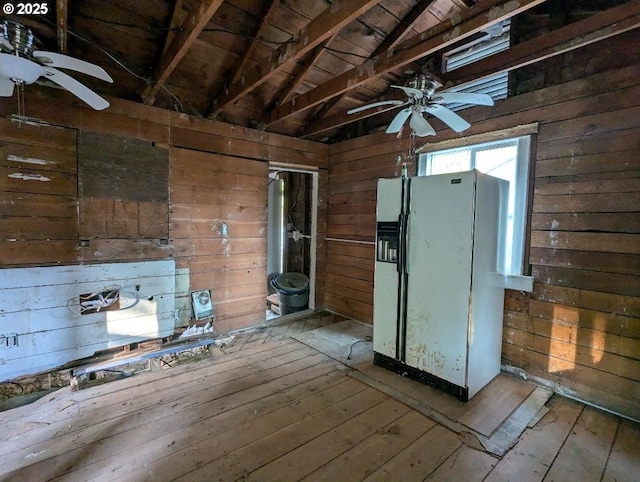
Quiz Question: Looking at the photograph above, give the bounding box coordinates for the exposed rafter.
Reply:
[302,94,405,137]
[312,94,343,121]
[56,0,68,54]
[372,0,437,56]
[228,0,279,88]
[210,0,384,116]
[278,37,335,107]
[264,0,547,127]
[142,0,225,105]
[161,0,187,56]
[441,0,640,85]
[302,0,640,138]
[309,0,437,124]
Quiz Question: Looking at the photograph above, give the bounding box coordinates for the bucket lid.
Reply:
[274,272,309,293]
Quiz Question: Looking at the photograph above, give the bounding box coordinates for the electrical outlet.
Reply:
[1,334,18,348]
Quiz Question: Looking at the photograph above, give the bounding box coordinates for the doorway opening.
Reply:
[266,165,318,321]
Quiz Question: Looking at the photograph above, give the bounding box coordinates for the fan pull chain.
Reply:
[16,82,25,127]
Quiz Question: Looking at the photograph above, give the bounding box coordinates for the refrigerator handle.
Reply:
[398,212,409,273]
[397,214,404,273]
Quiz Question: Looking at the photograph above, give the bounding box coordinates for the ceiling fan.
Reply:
[0,20,113,110]
[347,74,494,137]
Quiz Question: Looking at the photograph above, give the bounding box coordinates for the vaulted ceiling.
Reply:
[2,0,637,142]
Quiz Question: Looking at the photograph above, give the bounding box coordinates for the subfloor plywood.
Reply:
[292,319,373,367]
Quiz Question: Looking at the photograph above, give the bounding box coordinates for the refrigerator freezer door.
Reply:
[404,172,476,387]
[373,178,403,358]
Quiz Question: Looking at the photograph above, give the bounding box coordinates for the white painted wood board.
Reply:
[0,260,176,381]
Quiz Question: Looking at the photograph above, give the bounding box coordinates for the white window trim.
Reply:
[417,130,536,291]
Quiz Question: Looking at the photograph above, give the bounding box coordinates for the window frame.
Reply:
[417,134,534,277]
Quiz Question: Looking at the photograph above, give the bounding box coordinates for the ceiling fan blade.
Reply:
[426,104,470,132]
[385,108,411,134]
[432,92,494,106]
[347,100,405,114]
[409,110,436,137]
[0,75,15,96]
[390,85,423,99]
[33,51,113,83]
[0,53,45,84]
[44,67,110,110]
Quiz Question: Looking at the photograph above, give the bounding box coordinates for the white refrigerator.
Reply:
[373,170,507,400]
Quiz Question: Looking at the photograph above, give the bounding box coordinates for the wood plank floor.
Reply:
[1,314,638,482]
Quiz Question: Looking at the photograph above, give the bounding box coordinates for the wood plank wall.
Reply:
[326,32,640,419]
[78,132,170,242]
[0,118,79,265]
[0,93,328,341]
[170,147,269,334]
[325,139,411,321]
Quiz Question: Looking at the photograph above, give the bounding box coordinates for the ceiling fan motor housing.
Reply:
[409,74,437,98]
[0,20,40,57]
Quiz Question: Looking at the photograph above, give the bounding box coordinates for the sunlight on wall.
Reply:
[591,314,606,364]
[106,295,161,341]
[548,305,577,373]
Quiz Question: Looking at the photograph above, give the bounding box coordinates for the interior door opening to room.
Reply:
[266,165,318,321]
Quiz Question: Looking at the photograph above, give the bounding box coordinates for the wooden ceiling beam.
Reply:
[211,0,384,116]
[279,36,335,107]
[264,0,547,126]
[441,0,640,84]
[307,1,439,125]
[161,0,187,56]
[56,0,68,53]
[142,0,224,106]
[312,94,343,121]
[228,0,280,88]
[303,0,640,137]
[302,95,405,137]
[372,0,437,57]
[307,1,437,124]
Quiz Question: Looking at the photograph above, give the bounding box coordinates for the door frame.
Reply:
[268,162,319,310]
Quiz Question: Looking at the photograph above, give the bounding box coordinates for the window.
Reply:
[418,136,531,275]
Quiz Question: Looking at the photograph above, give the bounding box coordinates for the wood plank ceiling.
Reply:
[2,0,636,142]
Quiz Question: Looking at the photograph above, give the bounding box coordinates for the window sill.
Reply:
[489,273,534,292]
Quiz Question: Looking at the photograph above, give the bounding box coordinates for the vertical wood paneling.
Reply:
[327,41,640,418]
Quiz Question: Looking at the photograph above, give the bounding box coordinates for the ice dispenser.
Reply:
[376,222,399,263]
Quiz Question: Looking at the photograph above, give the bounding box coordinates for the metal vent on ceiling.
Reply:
[441,21,510,111]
